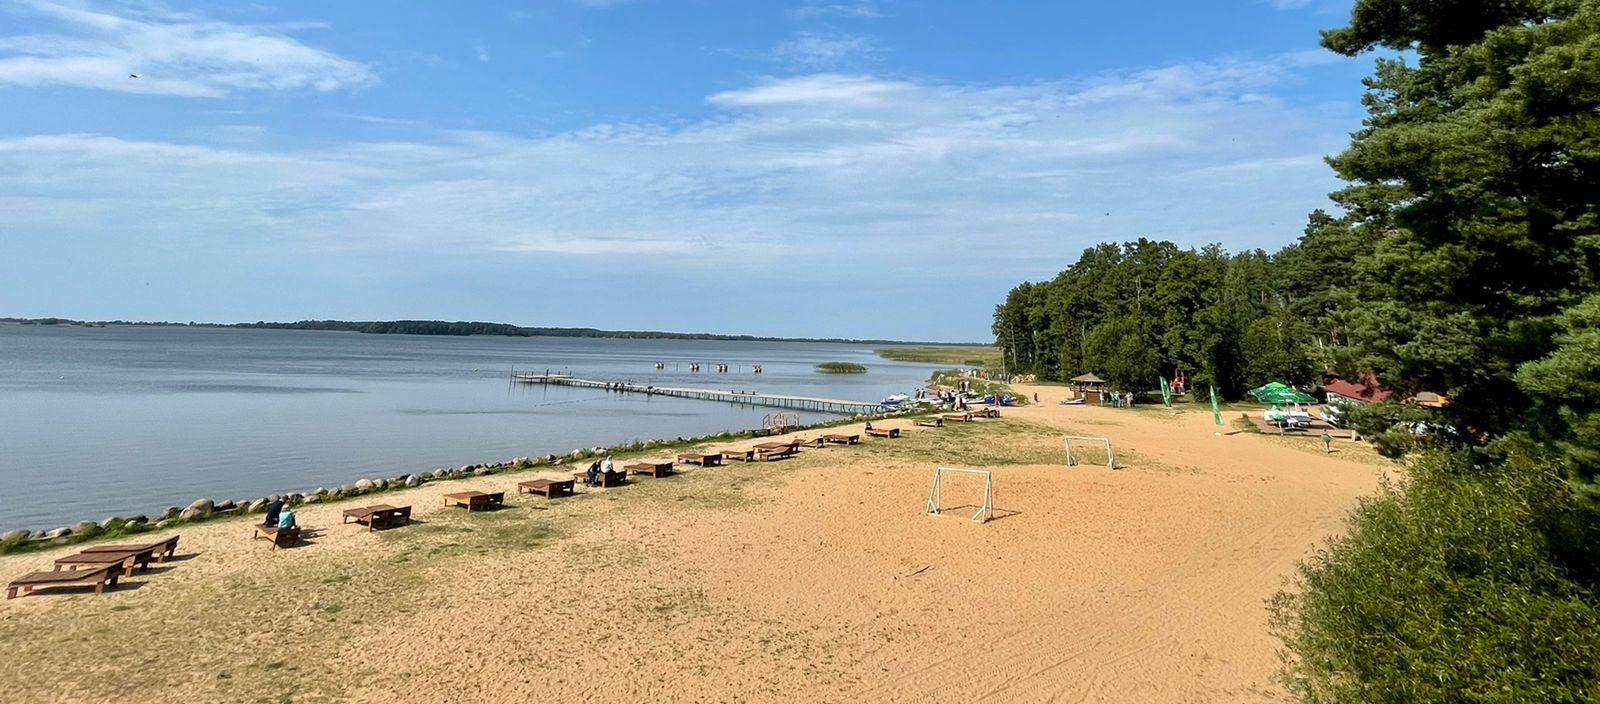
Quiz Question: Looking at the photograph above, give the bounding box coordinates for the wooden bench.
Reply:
[573,470,629,488]
[913,418,944,428]
[865,427,901,439]
[677,452,723,467]
[624,462,674,478]
[252,525,302,550]
[755,445,799,461]
[53,547,155,577]
[721,448,755,463]
[941,413,974,423]
[443,491,505,511]
[82,535,180,562]
[519,478,576,497]
[821,433,861,445]
[342,504,411,531]
[7,564,121,600]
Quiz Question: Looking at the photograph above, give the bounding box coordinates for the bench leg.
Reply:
[5,586,15,600]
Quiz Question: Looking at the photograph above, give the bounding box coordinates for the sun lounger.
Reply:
[519,478,576,497]
[941,413,974,423]
[721,448,755,462]
[913,418,944,428]
[677,452,723,467]
[821,433,861,445]
[7,564,121,599]
[53,547,155,577]
[865,427,901,438]
[82,535,180,562]
[624,462,674,477]
[443,491,505,511]
[252,525,302,550]
[342,504,411,531]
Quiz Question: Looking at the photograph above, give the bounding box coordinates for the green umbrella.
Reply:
[1247,382,1294,400]
[1258,387,1316,405]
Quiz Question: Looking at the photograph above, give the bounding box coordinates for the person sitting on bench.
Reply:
[262,497,284,527]
[277,505,297,530]
[584,458,604,486]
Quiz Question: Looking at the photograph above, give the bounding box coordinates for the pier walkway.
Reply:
[511,373,883,415]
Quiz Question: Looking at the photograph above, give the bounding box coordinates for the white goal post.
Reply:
[925,467,994,523]
[1064,435,1115,468]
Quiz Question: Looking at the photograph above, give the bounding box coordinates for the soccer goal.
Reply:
[1064,435,1115,468]
[925,467,994,523]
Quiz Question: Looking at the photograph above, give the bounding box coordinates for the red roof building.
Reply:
[1322,375,1393,403]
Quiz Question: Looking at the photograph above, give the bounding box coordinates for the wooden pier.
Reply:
[511,373,883,415]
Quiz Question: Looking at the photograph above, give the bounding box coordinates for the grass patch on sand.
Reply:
[815,362,867,374]
[876,346,1002,368]
[846,419,1062,466]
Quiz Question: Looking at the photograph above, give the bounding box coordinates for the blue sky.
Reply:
[0,0,1369,341]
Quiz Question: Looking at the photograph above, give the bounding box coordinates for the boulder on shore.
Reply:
[73,520,101,535]
[178,507,207,521]
[248,498,268,514]
[373,478,388,490]
[99,516,122,528]
[125,514,148,525]
[161,506,182,520]
[354,478,375,492]
[405,475,422,488]
[1,529,31,543]
[154,519,174,528]
[215,500,237,512]
[432,469,447,479]
[44,527,72,539]
[302,494,321,505]
[186,498,215,513]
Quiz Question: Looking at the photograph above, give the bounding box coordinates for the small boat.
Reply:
[880,393,911,409]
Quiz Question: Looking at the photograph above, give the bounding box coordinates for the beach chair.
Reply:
[53,546,156,577]
[7,564,121,599]
[252,525,302,550]
[519,478,576,497]
[941,413,974,423]
[821,433,861,445]
[677,452,723,467]
[913,418,944,428]
[82,535,180,562]
[865,427,901,439]
[754,444,799,461]
[624,462,674,478]
[721,448,755,463]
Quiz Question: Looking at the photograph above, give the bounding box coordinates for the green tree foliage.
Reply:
[1326,0,1600,440]
[1518,294,1600,480]
[1271,452,1600,704]
[992,239,1319,397]
[1082,317,1160,393]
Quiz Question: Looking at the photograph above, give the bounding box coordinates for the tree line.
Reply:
[996,0,1600,700]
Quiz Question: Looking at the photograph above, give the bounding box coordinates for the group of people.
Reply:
[261,496,296,530]
[584,455,623,487]
[1105,391,1137,408]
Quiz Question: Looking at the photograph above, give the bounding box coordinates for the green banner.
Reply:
[1210,385,1223,426]
[1160,376,1172,407]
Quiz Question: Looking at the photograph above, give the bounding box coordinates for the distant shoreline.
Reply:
[0,317,987,347]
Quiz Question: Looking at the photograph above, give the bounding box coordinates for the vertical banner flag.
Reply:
[1210,385,1223,426]
[1160,377,1172,407]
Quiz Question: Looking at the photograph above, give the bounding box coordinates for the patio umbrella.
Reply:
[1247,382,1293,401]
[1257,387,1316,405]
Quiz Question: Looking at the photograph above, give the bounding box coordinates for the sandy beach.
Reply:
[0,384,1385,703]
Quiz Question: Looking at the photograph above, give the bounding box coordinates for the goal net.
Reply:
[1064,435,1115,468]
[925,467,994,523]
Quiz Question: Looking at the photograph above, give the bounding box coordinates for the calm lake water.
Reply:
[0,325,943,531]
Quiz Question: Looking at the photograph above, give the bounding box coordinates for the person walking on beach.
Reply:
[262,497,284,527]
[1320,429,1334,453]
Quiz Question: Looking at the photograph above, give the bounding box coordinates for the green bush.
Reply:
[815,362,867,374]
[1271,451,1600,703]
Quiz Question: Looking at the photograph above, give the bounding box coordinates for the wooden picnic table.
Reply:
[677,452,723,467]
[82,535,180,562]
[914,418,945,428]
[941,413,974,423]
[52,547,154,577]
[7,564,121,600]
[519,478,576,497]
[821,433,861,445]
[624,462,674,477]
[865,427,901,438]
[342,504,411,531]
[442,491,504,511]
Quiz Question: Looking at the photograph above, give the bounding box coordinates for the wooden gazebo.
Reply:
[1071,373,1108,403]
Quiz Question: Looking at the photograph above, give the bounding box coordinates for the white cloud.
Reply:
[0,56,1351,279]
[769,31,880,70]
[473,42,491,63]
[0,0,375,97]
[788,1,882,20]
